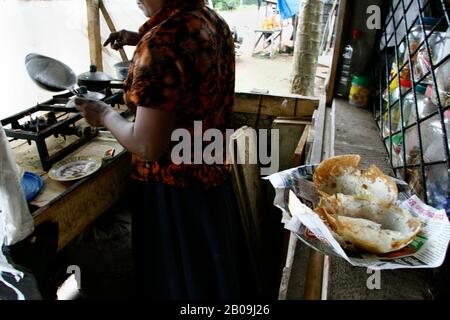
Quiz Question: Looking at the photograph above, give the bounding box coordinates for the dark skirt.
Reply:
[130,178,257,300]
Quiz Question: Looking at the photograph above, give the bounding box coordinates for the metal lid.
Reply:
[421,17,439,28]
[351,75,372,87]
[78,65,113,82]
[25,53,77,92]
[415,84,427,94]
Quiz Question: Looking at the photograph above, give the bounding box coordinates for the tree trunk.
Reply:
[291,0,324,96]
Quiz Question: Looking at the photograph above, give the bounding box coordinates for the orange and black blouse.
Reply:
[123,0,235,189]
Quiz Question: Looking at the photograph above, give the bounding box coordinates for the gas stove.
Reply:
[1,87,124,171]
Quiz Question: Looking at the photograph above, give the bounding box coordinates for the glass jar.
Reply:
[348,75,371,107]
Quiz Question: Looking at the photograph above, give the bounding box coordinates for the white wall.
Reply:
[0,0,146,119]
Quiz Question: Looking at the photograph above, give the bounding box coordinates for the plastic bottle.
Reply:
[349,29,366,75]
[408,17,445,83]
[383,77,412,137]
[336,29,363,97]
[423,111,450,213]
[402,109,449,166]
[408,17,440,54]
[404,84,437,126]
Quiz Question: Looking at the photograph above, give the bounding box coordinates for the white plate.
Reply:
[48,156,102,182]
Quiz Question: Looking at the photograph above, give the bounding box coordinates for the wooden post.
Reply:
[291,0,324,96]
[326,0,338,53]
[326,0,349,104]
[229,126,265,295]
[303,249,325,299]
[303,96,327,300]
[86,0,103,71]
[99,0,128,62]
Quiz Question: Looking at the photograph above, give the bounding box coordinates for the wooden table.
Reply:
[12,130,131,253]
[253,29,283,58]
[33,151,130,252]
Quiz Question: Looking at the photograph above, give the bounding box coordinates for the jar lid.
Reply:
[352,29,363,39]
[415,84,427,94]
[399,77,412,88]
[351,75,372,87]
[416,17,439,28]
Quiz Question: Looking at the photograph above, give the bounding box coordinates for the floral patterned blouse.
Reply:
[123,0,235,189]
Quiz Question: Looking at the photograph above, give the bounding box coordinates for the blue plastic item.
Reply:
[278,0,300,20]
[21,172,44,202]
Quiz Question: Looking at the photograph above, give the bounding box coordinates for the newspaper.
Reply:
[266,165,450,270]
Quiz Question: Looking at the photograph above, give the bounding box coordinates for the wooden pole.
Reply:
[326,0,339,53]
[99,0,129,62]
[303,249,324,299]
[303,96,327,300]
[86,0,103,71]
[326,0,349,104]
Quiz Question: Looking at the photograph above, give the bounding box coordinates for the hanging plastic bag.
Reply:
[0,123,34,246]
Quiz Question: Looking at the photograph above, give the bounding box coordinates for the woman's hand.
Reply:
[104,29,141,50]
[67,97,110,127]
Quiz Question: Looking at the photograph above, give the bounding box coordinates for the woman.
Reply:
[69,0,256,299]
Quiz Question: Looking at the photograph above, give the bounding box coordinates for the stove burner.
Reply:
[22,113,57,132]
[1,88,124,171]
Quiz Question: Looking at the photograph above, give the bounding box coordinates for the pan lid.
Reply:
[78,65,113,82]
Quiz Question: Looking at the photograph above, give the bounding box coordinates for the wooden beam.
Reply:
[326,0,339,53]
[302,95,328,300]
[278,123,311,300]
[303,249,325,299]
[272,118,310,171]
[326,0,349,104]
[293,124,311,166]
[86,0,103,71]
[99,0,129,62]
[234,92,319,118]
[277,233,298,300]
[229,127,264,295]
[310,96,327,163]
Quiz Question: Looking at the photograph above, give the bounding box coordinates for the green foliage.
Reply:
[213,0,239,10]
[212,0,260,11]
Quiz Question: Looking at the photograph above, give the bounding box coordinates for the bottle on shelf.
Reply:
[336,29,364,97]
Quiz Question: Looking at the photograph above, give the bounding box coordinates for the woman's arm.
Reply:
[102,106,175,161]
